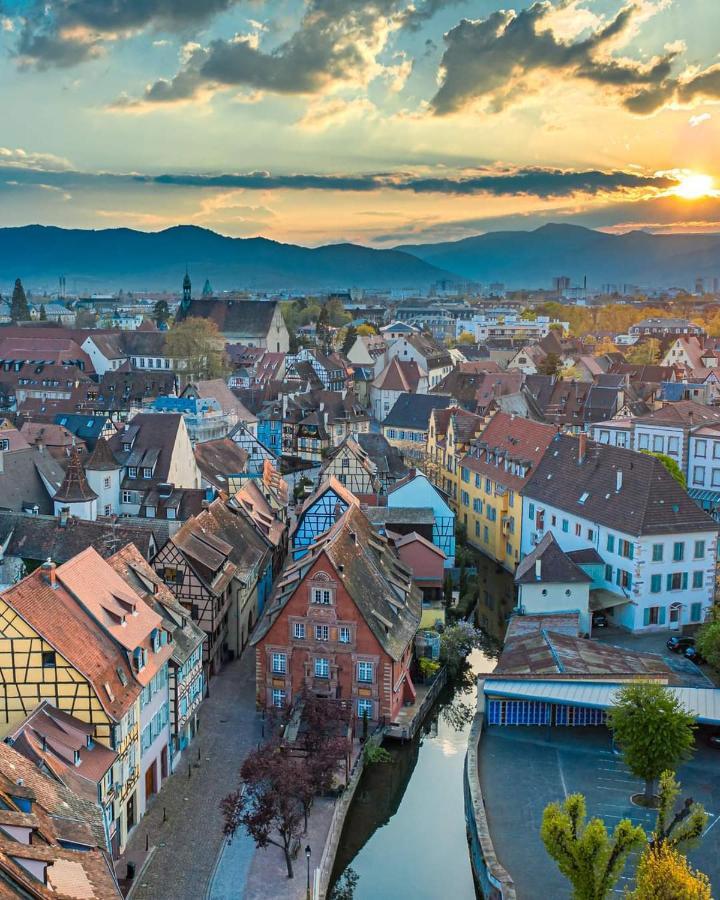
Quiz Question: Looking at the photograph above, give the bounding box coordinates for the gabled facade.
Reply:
[291,477,360,560]
[230,421,278,474]
[385,335,453,388]
[320,436,381,502]
[252,505,421,726]
[388,471,455,567]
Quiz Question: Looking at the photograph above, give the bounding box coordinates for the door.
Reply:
[145,762,156,801]
[161,747,168,780]
[670,602,682,627]
[126,793,136,831]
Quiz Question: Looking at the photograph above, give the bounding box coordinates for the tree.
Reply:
[10,279,30,322]
[626,338,661,365]
[594,336,618,356]
[440,621,485,677]
[538,352,562,377]
[541,793,645,900]
[38,303,47,321]
[164,318,229,380]
[639,451,686,489]
[356,322,377,336]
[330,867,359,900]
[222,743,305,878]
[696,607,720,670]
[607,684,696,803]
[457,331,475,345]
[342,325,357,356]
[628,843,711,900]
[651,771,707,853]
[153,299,170,327]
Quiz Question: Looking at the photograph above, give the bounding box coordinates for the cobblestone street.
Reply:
[121,649,263,900]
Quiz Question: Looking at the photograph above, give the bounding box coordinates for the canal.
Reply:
[330,553,515,899]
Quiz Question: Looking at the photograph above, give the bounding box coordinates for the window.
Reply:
[315,657,330,679]
[652,544,663,562]
[605,564,613,582]
[673,542,684,562]
[271,652,286,674]
[293,623,305,639]
[42,650,56,668]
[474,473,481,488]
[461,468,470,483]
[616,569,632,590]
[618,539,634,560]
[575,523,581,537]
[143,467,153,479]
[606,534,615,553]
[561,519,569,533]
[693,465,706,483]
[652,435,663,452]
[638,433,649,449]
[461,491,469,507]
[693,571,704,589]
[315,624,329,641]
[714,443,720,460]
[694,540,705,559]
[667,572,688,591]
[357,662,373,683]
[650,574,662,593]
[587,528,594,541]
[690,602,703,623]
[508,490,514,508]
[128,467,137,479]
[475,521,480,537]
[312,588,332,605]
[551,515,557,527]
[272,689,286,708]
[122,491,135,504]
[528,503,535,520]
[667,436,679,454]
[713,469,720,487]
[357,699,373,719]
[339,627,351,644]
[473,498,482,513]
[484,526,489,543]
[485,478,492,493]
[696,439,707,458]
[103,476,111,489]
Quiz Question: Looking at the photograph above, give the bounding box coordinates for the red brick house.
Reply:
[252,505,422,726]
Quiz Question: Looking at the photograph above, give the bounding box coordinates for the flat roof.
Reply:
[484,679,720,725]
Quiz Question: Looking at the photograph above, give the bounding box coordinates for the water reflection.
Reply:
[330,555,515,900]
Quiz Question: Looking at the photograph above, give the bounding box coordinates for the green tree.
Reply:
[541,793,645,900]
[626,338,661,365]
[607,684,696,804]
[628,843,711,900]
[457,331,475,344]
[639,451,687,489]
[440,621,484,677]
[330,867,359,900]
[164,318,229,381]
[153,299,170,327]
[538,352,562,377]
[10,278,30,322]
[342,324,357,356]
[39,304,47,321]
[651,771,707,853]
[325,297,351,327]
[696,607,720,670]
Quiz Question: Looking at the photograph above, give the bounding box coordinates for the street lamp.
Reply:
[305,845,312,900]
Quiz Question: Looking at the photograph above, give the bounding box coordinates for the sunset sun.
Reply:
[673,172,716,200]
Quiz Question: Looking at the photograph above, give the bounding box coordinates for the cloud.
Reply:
[116,0,405,106]
[12,0,240,69]
[399,0,467,33]
[689,112,711,127]
[0,154,680,199]
[431,1,680,115]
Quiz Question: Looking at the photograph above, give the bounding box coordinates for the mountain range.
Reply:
[397,224,720,289]
[2,222,720,292]
[0,224,449,293]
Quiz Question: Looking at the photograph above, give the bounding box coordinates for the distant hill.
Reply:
[397,224,720,289]
[0,224,450,292]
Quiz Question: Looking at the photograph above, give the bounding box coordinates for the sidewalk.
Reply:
[119,649,263,899]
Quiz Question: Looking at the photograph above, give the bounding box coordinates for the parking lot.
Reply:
[479,725,720,899]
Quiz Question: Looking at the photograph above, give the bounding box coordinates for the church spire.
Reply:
[54,446,97,503]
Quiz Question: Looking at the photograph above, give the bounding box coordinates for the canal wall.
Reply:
[464,693,516,900]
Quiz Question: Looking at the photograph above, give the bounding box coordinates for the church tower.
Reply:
[181,269,192,315]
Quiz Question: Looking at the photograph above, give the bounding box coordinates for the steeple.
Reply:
[85,436,119,471]
[182,268,192,310]
[202,278,213,298]
[54,446,97,504]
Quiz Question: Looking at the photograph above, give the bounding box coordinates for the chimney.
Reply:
[535,559,542,581]
[616,469,623,492]
[578,432,587,464]
[41,558,57,589]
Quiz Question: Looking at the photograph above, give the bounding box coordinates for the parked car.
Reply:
[685,645,704,664]
[667,636,695,653]
[707,730,720,749]
[592,612,608,629]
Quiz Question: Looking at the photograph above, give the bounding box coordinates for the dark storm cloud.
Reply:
[13,0,240,69]
[431,1,681,115]
[0,161,679,197]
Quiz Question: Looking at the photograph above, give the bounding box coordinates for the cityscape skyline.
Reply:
[0,0,719,246]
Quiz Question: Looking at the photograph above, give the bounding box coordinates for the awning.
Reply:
[589,589,632,611]
[688,488,720,506]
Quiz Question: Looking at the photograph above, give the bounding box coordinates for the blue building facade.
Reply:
[389,473,455,567]
[292,482,352,559]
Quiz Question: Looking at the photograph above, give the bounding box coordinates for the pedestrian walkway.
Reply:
[120,649,263,899]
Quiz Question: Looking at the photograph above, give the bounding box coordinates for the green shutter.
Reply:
[682,572,688,590]
[658,606,666,625]
[666,574,673,590]
[643,608,651,626]
[628,542,634,560]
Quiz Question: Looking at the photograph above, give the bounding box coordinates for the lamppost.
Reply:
[305,845,312,900]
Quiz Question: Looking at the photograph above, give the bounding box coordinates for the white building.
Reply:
[521,434,718,632]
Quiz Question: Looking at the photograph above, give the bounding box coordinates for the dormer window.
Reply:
[128,466,137,479]
[122,442,131,452]
[143,467,153,479]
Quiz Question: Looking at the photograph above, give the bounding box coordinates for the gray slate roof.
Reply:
[383,393,450,430]
[515,532,591,585]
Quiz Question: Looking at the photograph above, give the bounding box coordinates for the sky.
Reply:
[1,0,720,246]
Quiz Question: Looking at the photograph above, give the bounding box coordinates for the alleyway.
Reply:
[122,650,263,900]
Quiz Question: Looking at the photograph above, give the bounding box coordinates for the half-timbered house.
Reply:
[153,497,273,675]
[252,505,422,727]
[388,470,455,567]
[229,421,278,475]
[320,436,381,503]
[291,477,359,560]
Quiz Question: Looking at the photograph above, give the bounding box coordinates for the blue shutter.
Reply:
[628,542,634,560]
[658,606,666,625]
[643,608,651,626]
[666,574,673,590]
[682,572,688,590]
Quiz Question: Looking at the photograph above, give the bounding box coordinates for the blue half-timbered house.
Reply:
[291,477,359,559]
[388,471,455,567]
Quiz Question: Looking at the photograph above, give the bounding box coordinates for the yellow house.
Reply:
[425,406,485,506]
[0,553,171,856]
[457,413,556,571]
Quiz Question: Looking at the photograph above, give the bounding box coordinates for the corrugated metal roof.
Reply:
[484,679,720,724]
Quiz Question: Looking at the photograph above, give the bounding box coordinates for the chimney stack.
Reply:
[616,469,623,492]
[535,559,542,581]
[41,558,57,589]
[578,432,587,464]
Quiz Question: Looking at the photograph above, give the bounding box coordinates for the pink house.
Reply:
[393,531,446,608]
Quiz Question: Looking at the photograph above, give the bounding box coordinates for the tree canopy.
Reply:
[164,319,229,380]
[10,279,30,322]
[639,451,687,489]
[607,684,696,802]
[629,843,711,900]
[696,607,720,670]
